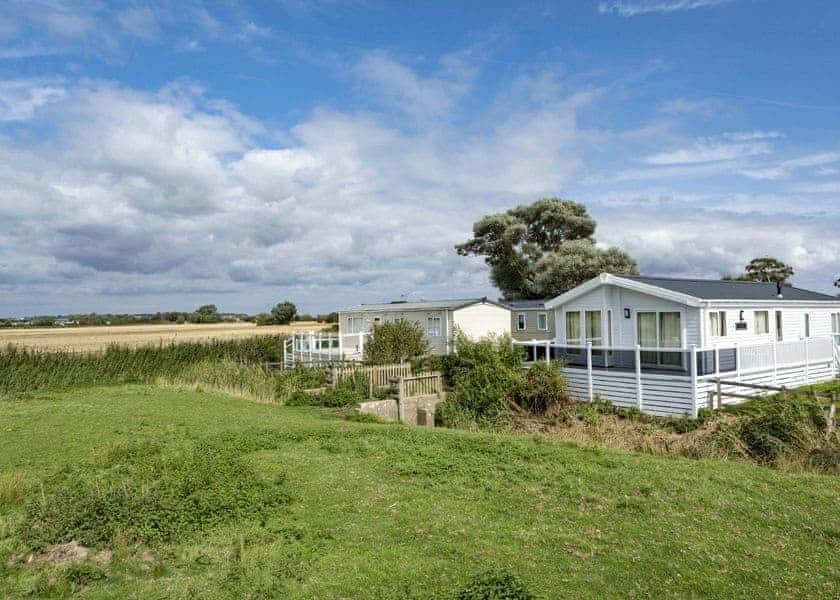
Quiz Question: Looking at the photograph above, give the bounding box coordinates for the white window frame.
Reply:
[427,316,442,337]
[775,310,783,342]
[347,316,361,334]
[565,311,581,346]
[709,310,727,338]
[803,313,810,338]
[516,313,527,331]
[832,312,840,335]
[537,312,548,331]
[754,310,769,335]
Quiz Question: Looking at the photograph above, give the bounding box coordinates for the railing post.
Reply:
[804,337,810,384]
[545,340,551,365]
[716,377,722,410]
[690,345,698,419]
[734,342,740,381]
[283,338,288,369]
[359,332,365,357]
[635,344,642,411]
[586,342,593,402]
[772,340,778,385]
[714,346,720,378]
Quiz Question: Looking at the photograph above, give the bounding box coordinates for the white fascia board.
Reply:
[545,273,703,309]
[704,299,840,308]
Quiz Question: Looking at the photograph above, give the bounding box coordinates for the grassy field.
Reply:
[1,385,838,598]
[0,322,326,352]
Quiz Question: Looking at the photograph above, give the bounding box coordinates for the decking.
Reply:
[516,335,840,417]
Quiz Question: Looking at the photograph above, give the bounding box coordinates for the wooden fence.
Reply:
[393,372,444,398]
[329,362,411,388]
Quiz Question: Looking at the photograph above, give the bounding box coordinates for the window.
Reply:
[427,316,442,337]
[638,311,682,366]
[775,311,783,342]
[832,313,840,335]
[517,313,526,331]
[565,311,581,345]
[607,310,613,347]
[754,310,769,335]
[709,311,727,337]
[373,316,382,324]
[347,317,361,334]
[537,312,548,331]
[585,310,602,346]
[804,313,810,338]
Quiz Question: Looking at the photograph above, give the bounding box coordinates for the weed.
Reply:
[0,471,25,508]
[453,571,534,599]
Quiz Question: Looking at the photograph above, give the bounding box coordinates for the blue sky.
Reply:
[1,0,839,316]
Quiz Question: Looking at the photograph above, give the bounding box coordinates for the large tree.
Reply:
[455,198,638,299]
[270,301,297,325]
[724,257,794,285]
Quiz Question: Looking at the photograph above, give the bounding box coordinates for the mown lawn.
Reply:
[1,385,839,598]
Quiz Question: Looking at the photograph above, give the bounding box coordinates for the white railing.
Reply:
[284,331,370,367]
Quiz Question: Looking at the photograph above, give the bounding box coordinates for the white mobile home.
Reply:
[518,274,840,417]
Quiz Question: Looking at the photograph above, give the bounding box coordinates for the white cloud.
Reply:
[0,79,66,121]
[740,151,840,180]
[643,134,774,165]
[116,7,161,42]
[599,0,733,17]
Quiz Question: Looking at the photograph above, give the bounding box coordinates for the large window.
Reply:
[537,312,548,331]
[347,317,362,334]
[754,310,769,335]
[709,311,727,337]
[427,316,442,337]
[565,312,581,345]
[638,311,682,367]
[517,313,526,331]
[585,310,602,346]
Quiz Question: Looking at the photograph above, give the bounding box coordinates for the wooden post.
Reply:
[825,393,836,441]
[586,342,594,402]
[716,377,722,410]
[772,341,778,385]
[707,390,714,410]
[635,344,643,410]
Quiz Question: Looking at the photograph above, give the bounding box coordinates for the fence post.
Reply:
[586,342,594,402]
[734,342,740,381]
[397,377,405,422]
[714,346,720,378]
[804,337,810,384]
[545,340,551,365]
[826,393,836,441]
[338,333,344,359]
[690,345,698,419]
[772,341,778,385]
[635,344,642,411]
[716,377,722,410]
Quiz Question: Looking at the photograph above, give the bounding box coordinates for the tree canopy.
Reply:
[455,198,638,300]
[724,257,795,285]
[270,301,297,325]
[190,304,220,323]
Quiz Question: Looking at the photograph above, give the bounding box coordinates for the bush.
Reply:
[22,441,290,550]
[453,571,534,600]
[364,321,429,364]
[512,361,568,414]
[736,399,826,465]
[286,386,365,408]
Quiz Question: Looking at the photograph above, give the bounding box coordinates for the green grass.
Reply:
[1,385,839,598]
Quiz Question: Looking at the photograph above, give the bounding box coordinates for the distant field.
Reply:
[0,321,327,352]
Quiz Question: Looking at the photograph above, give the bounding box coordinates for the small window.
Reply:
[537,312,548,331]
[517,313,526,331]
[804,313,810,338]
[565,312,581,345]
[709,311,727,337]
[427,316,442,337]
[373,316,382,325]
[833,313,840,335]
[754,310,769,335]
[775,310,783,342]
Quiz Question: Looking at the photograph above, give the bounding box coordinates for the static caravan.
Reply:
[506,300,555,360]
[337,297,511,358]
[522,274,840,417]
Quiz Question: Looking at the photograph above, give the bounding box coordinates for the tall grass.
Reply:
[0,336,286,395]
[156,360,278,403]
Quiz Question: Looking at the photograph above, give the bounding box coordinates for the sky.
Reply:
[1,0,839,317]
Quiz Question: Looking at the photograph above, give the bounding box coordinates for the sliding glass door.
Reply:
[637,311,683,368]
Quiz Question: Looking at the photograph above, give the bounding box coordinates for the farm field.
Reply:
[1,385,839,598]
[0,321,326,352]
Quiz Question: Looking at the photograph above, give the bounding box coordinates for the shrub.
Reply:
[275,366,328,402]
[364,321,429,364]
[736,399,826,465]
[22,441,290,550]
[287,386,366,408]
[512,361,568,414]
[453,571,534,600]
